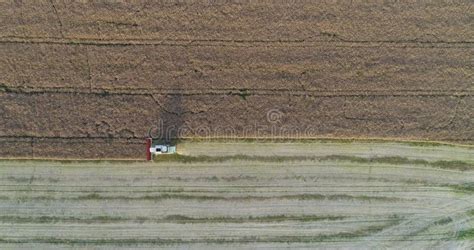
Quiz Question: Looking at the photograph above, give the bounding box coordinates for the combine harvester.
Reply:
[145,138,177,161]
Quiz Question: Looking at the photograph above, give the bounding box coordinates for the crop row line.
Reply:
[0,235,458,244]
[4,35,474,44]
[0,184,434,188]
[0,36,472,49]
[0,215,406,224]
[1,136,473,142]
[3,85,471,93]
[1,86,472,97]
[0,136,144,145]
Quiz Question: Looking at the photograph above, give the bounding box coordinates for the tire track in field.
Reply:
[0,36,472,49]
[1,85,472,97]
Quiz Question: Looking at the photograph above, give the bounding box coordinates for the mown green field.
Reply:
[0,141,473,249]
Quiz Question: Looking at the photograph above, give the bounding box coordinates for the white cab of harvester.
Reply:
[149,144,176,154]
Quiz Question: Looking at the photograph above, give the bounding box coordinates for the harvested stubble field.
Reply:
[0,142,473,248]
[0,0,473,158]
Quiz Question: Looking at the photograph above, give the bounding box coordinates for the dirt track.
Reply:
[0,0,473,158]
[0,142,472,248]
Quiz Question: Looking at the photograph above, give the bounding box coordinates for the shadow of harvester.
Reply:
[148,93,185,146]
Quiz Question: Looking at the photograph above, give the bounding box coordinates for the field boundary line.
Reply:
[0,136,472,148]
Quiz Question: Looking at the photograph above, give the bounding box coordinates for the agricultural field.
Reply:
[1,1,473,249]
[0,141,473,248]
[0,0,473,158]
